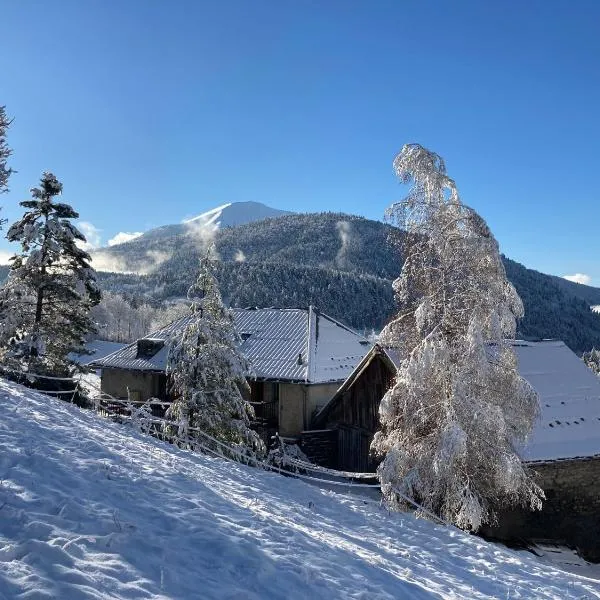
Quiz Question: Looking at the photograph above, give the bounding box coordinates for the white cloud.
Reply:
[89,252,135,274]
[107,231,143,247]
[184,219,220,259]
[335,220,351,267]
[90,249,170,275]
[0,250,13,265]
[563,273,591,285]
[77,221,102,251]
[234,249,246,262]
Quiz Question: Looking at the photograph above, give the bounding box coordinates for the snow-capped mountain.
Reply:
[182,201,291,229]
[89,210,600,353]
[90,201,292,273]
[103,201,291,250]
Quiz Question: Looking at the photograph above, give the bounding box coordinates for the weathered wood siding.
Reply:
[318,355,393,472]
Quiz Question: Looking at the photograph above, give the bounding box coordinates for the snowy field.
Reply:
[0,381,599,600]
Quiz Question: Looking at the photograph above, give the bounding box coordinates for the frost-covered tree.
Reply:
[583,348,600,376]
[150,301,191,334]
[0,106,13,196]
[90,291,159,342]
[166,250,264,456]
[371,144,543,530]
[0,172,101,376]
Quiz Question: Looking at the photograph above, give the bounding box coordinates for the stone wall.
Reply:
[485,456,600,562]
[300,430,338,467]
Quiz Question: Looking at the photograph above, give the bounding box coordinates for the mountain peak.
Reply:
[183,201,291,229]
[182,202,233,225]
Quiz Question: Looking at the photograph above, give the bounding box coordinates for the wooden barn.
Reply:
[303,345,396,472]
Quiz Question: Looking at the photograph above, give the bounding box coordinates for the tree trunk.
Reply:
[34,286,44,325]
[30,211,49,357]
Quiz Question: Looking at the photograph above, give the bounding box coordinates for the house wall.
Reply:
[101,368,165,401]
[278,382,341,437]
[279,384,305,437]
[484,456,600,561]
[307,383,340,422]
[99,370,338,438]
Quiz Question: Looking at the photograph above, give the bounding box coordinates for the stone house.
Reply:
[304,339,600,560]
[90,306,371,439]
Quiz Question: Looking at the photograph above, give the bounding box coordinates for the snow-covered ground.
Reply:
[0,381,599,599]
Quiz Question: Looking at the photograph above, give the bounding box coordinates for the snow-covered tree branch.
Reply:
[372,143,544,530]
[583,348,600,376]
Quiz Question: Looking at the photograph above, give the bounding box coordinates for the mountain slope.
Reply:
[95,201,292,254]
[0,379,598,598]
[503,257,600,352]
[92,212,398,277]
[94,212,600,352]
[183,200,292,228]
[549,273,600,306]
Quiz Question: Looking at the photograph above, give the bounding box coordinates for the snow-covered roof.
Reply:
[314,344,397,425]
[88,318,186,372]
[69,340,127,366]
[314,340,600,463]
[91,307,371,384]
[513,340,600,463]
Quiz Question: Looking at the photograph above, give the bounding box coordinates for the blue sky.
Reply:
[3,1,600,283]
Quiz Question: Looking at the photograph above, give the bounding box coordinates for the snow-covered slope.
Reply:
[90,201,292,273]
[105,201,291,250]
[183,201,291,229]
[1,380,598,599]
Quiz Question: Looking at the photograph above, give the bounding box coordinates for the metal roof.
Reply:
[314,339,600,462]
[512,340,600,462]
[91,307,370,384]
[234,309,308,381]
[69,340,127,366]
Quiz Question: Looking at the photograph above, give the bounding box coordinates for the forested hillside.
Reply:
[98,261,395,334]
[504,257,600,353]
[92,213,402,278]
[3,212,600,352]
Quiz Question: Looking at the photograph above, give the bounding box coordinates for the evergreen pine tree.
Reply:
[0,106,13,196]
[371,144,543,530]
[0,172,101,376]
[166,249,264,456]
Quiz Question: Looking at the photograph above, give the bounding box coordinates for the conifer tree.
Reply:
[0,106,13,196]
[166,249,264,456]
[371,144,543,530]
[0,172,101,376]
